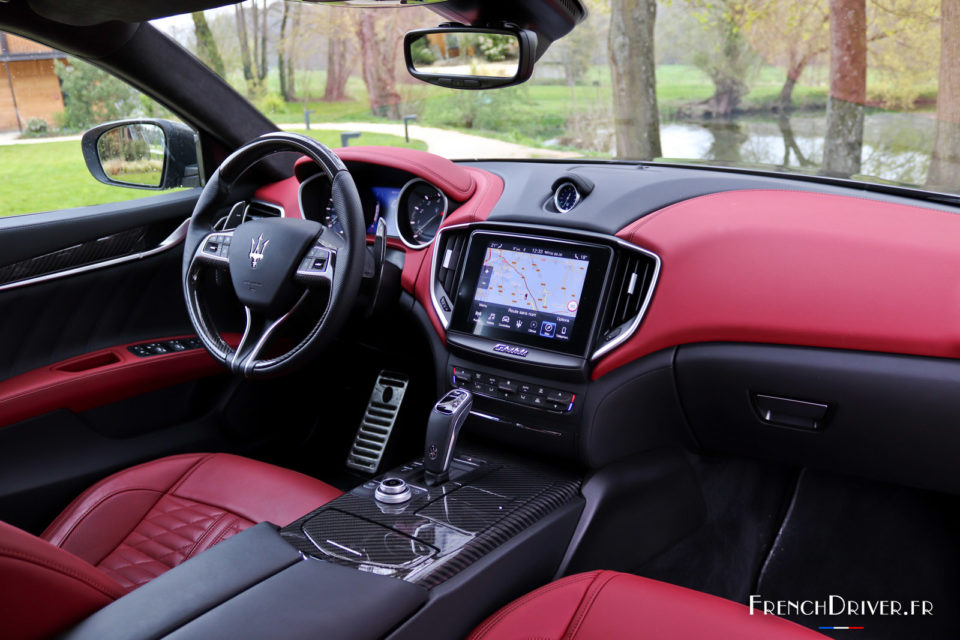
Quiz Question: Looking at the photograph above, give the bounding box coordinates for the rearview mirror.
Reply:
[82,119,202,190]
[404,27,537,90]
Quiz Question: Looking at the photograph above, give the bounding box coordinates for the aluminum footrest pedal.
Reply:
[346,370,409,473]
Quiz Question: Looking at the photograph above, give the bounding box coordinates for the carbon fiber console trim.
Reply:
[281,453,580,589]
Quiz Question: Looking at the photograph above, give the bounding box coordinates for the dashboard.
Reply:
[297,170,451,248]
[250,146,960,493]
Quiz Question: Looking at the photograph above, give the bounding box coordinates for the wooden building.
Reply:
[1,32,67,132]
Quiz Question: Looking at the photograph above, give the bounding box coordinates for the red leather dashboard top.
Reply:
[594,189,960,378]
[258,149,960,380]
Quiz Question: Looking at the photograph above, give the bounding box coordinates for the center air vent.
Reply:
[593,246,660,359]
[431,228,468,326]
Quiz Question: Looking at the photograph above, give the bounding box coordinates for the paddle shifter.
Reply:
[424,389,473,486]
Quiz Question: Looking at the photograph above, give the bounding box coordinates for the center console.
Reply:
[281,451,580,588]
[429,222,662,463]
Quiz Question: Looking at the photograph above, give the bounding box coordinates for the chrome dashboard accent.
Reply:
[0,217,191,292]
[590,237,661,361]
[429,222,472,329]
[244,199,285,221]
[396,177,448,250]
[297,172,324,224]
[553,181,581,213]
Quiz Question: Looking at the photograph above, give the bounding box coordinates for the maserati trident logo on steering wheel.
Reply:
[249,234,269,269]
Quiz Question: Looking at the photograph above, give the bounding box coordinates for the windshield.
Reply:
[146,1,952,196]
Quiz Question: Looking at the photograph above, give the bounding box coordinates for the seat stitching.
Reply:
[182,509,231,559]
[0,547,122,599]
[562,572,620,640]
[52,453,212,549]
[167,453,217,494]
[469,572,602,640]
[52,488,164,550]
[208,515,248,548]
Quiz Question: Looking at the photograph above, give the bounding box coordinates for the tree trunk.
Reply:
[929,0,960,190]
[286,2,301,100]
[258,0,268,84]
[235,5,254,87]
[779,52,815,112]
[823,0,866,177]
[278,2,288,100]
[191,12,225,77]
[324,37,353,102]
[356,12,401,119]
[778,75,798,111]
[608,0,661,159]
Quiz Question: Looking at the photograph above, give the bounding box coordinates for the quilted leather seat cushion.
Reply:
[42,452,342,590]
[469,570,829,640]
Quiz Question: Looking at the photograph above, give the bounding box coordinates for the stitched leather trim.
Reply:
[469,572,603,640]
[563,571,619,640]
[42,453,211,546]
[0,547,123,600]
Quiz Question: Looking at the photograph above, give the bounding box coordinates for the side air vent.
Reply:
[346,371,409,474]
[593,246,660,359]
[431,228,468,326]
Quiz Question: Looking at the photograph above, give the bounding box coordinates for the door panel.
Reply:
[0,191,245,532]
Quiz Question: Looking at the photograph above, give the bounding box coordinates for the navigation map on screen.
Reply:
[468,242,590,342]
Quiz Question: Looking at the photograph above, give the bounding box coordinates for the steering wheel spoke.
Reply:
[229,295,308,376]
[295,241,336,288]
[194,230,234,268]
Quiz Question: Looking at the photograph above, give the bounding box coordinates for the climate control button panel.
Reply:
[451,366,575,413]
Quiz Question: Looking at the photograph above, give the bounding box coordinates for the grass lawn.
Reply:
[0,130,424,218]
[257,65,835,151]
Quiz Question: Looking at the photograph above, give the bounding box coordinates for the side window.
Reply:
[0,31,188,218]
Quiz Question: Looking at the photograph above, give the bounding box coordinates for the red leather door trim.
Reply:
[0,335,235,429]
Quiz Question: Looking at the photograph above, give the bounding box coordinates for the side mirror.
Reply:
[404,26,537,90]
[81,119,202,190]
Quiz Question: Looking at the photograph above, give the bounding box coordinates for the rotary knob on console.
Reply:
[374,477,412,504]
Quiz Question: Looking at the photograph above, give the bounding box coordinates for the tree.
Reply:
[928,0,960,189]
[278,2,291,100]
[609,0,662,159]
[54,59,142,130]
[687,1,763,116]
[235,4,254,89]
[234,0,268,95]
[324,10,356,101]
[823,0,866,177]
[744,0,830,110]
[192,11,226,77]
[356,10,402,118]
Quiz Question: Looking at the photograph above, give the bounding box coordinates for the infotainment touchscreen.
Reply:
[450,232,613,357]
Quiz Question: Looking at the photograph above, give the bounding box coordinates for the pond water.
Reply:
[657,112,937,187]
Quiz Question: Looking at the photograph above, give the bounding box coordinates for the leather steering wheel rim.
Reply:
[181,132,365,378]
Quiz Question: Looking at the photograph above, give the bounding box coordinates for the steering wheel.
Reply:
[182,132,365,378]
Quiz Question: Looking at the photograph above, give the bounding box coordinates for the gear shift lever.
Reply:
[424,389,473,486]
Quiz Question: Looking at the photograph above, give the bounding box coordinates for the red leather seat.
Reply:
[0,452,341,639]
[469,570,828,640]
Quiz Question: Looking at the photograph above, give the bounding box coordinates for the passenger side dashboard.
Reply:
[252,149,960,492]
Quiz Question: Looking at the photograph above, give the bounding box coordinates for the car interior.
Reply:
[1,0,959,639]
